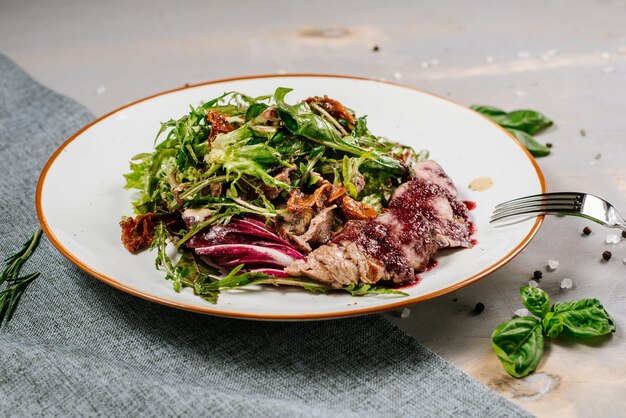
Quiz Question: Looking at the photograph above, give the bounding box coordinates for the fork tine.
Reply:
[492,205,578,219]
[494,193,581,209]
[493,200,579,216]
[490,207,580,222]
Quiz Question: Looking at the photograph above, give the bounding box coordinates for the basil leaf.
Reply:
[471,105,552,157]
[507,129,551,157]
[520,286,550,318]
[471,105,552,135]
[542,311,564,338]
[495,110,552,135]
[470,105,507,117]
[551,299,616,338]
[491,316,544,378]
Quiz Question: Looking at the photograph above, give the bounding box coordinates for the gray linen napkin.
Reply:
[0,53,529,417]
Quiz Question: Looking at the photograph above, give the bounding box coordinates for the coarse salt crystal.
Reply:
[514,308,531,317]
[95,86,106,95]
[601,51,611,60]
[517,51,530,59]
[540,54,551,62]
[429,58,440,66]
[515,90,526,97]
[393,72,403,80]
[545,49,557,56]
[560,278,573,289]
[547,259,559,270]
[528,280,539,288]
[485,55,494,63]
[606,234,621,244]
[277,69,287,75]
[400,308,411,318]
[420,61,430,69]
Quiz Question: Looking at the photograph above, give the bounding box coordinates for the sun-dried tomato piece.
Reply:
[287,184,332,212]
[338,196,378,220]
[207,110,235,142]
[326,184,347,204]
[305,95,355,124]
[120,213,157,253]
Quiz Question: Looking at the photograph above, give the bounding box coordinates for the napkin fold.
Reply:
[0,53,528,417]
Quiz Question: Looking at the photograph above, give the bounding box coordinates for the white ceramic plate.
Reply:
[37,75,545,320]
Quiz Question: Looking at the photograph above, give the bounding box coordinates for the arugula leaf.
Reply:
[274,88,406,175]
[353,116,376,138]
[520,286,550,318]
[274,87,343,144]
[206,126,290,189]
[491,316,544,378]
[195,265,408,299]
[551,299,616,338]
[245,103,269,122]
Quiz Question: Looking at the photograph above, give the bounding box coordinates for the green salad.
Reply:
[121,88,426,303]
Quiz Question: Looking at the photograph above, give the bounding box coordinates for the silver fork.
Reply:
[491,192,626,231]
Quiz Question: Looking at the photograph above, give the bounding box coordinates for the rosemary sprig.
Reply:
[0,228,43,326]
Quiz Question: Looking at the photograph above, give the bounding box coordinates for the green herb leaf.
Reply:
[497,110,552,135]
[0,228,43,326]
[471,106,553,135]
[196,265,408,299]
[520,286,550,318]
[275,88,406,175]
[470,105,552,157]
[469,105,507,117]
[541,311,564,338]
[1,228,43,286]
[245,103,269,122]
[507,129,551,157]
[492,316,544,378]
[550,299,616,338]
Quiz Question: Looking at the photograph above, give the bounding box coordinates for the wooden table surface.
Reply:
[2,0,625,416]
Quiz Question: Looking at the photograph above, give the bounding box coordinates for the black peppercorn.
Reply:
[474,302,485,314]
[546,142,553,148]
[602,250,612,261]
[583,226,592,235]
[372,45,379,52]
[622,230,626,239]
[533,270,543,280]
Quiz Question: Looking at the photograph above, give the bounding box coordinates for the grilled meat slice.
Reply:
[286,160,472,287]
[278,206,337,254]
[390,176,471,248]
[411,160,457,197]
[286,209,437,287]
[285,241,386,287]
